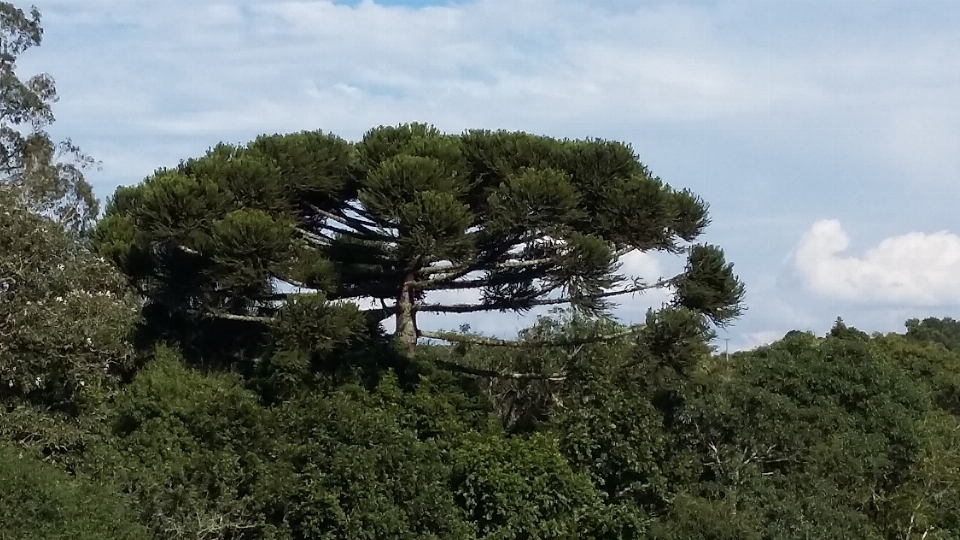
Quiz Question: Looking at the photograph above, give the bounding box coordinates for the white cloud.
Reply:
[794,219,960,306]
[619,249,664,281]
[29,1,846,144]
[614,249,674,312]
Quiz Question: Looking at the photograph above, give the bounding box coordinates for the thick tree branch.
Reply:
[414,256,557,291]
[589,275,679,300]
[413,233,539,287]
[308,203,395,242]
[413,268,477,290]
[167,243,199,256]
[421,327,640,380]
[412,275,481,291]
[308,204,356,229]
[204,311,276,324]
[314,220,383,243]
[414,251,678,293]
[420,257,556,277]
[418,327,639,348]
[363,300,398,322]
[417,295,567,314]
[296,227,333,246]
[205,304,395,324]
[343,200,397,231]
[416,276,678,314]
[433,359,568,381]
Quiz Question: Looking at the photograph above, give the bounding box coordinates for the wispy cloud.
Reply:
[32,0,960,177]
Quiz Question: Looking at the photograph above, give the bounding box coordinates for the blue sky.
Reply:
[22,0,960,349]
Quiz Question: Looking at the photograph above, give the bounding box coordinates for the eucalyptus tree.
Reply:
[0,2,97,232]
[95,124,743,356]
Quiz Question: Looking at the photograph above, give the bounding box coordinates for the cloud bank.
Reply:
[795,219,960,306]
[29,0,960,196]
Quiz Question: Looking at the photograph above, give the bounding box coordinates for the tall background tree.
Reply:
[0,1,97,233]
[94,124,744,356]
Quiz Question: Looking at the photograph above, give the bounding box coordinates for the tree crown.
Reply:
[95,124,743,352]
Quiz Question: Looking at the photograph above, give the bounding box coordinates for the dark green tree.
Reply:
[0,441,150,540]
[904,316,960,352]
[0,2,97,232]
[94,124,743,357]
[449,430,602,539]
[87,347,271,539]
[670,326,934,539]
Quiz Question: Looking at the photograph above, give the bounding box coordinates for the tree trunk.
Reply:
[395,275,418,356]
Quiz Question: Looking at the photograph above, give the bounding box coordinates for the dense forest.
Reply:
[2,3,960,539]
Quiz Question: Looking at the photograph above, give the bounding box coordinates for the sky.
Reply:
[19,0,960,350]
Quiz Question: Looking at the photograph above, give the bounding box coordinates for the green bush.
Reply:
[0,441,150,540]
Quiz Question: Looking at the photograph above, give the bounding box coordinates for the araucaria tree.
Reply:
[95,124,744,355]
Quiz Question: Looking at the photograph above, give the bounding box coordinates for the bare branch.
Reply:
[594,275,679,299]
[156,509,258,540]
[419,263,468,276]
[433,359,568,381]
[412,234,541,287]
[315,220,382,243]
[204,311,276,324]
[414,274,488,291]
[307,203,395,242]
[197,299,393,325]
[416,276,678,314]
[296,227,333,246]
[420,257,556,277]
[343,200,398,231]
[421,327,641,379]
[309,204,355,229]
[362,301,398,322]
[167,243,199,256]
[419,330,519,347]
[419,328,639,348]
[417,295,568,314]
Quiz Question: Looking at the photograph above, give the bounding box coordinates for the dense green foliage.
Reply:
[9,264,960,540]
[0,441,150,540]
[7,131,960,539]
[7,206,960,538]
[7,172,960,539]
